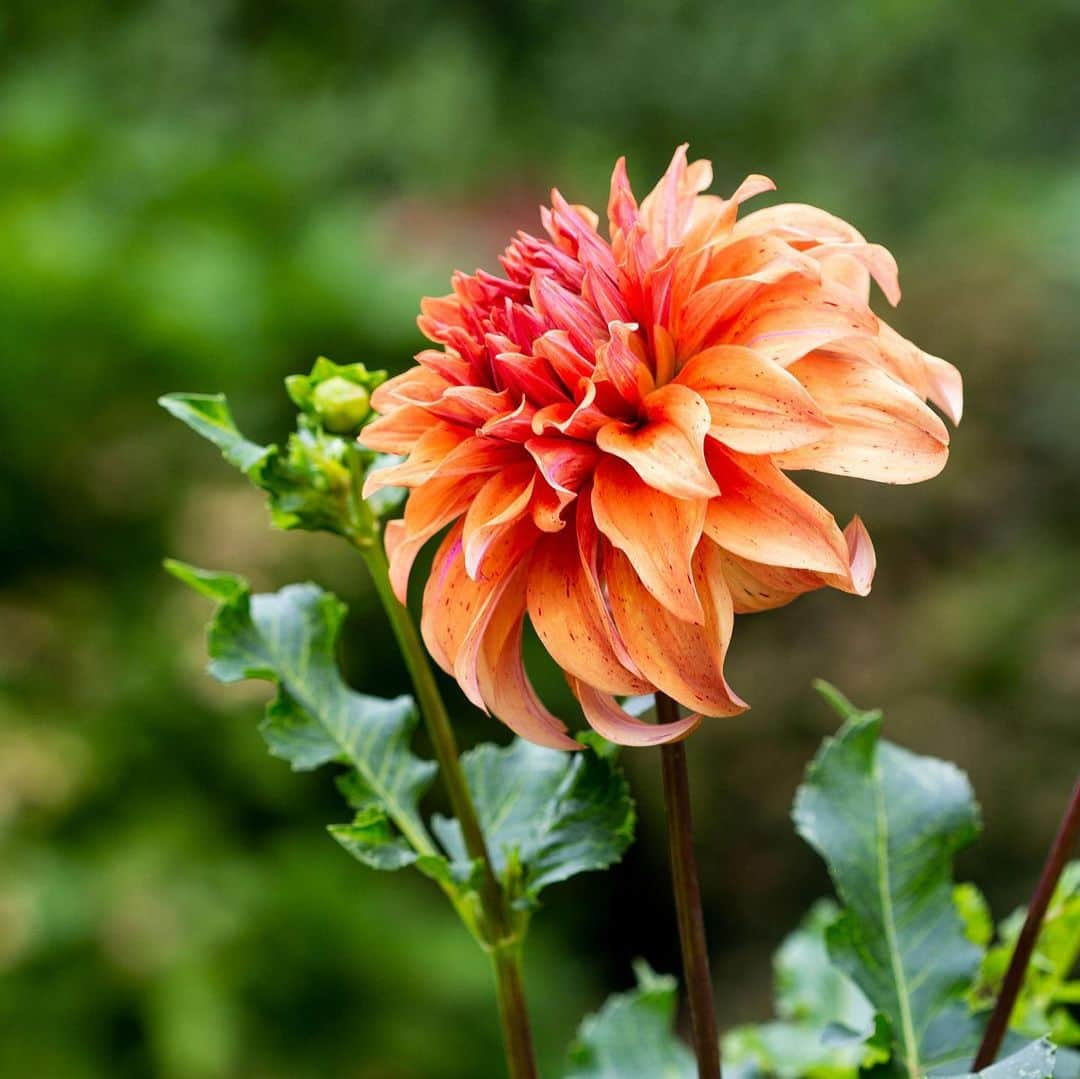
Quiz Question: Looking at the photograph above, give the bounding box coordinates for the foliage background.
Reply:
[2,1,1078,1075]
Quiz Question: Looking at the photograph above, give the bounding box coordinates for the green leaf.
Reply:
[432,736,635,909]
[565,961,694,1079]
[159,392,274,475]
[942,1037,1056,1079]
[956,884,996,949]
[160,392,372,538]
[168,561,437,862]
[972,863,1080,1046]
[793,698,983,1077]
[775,900,875,1029]
[723,900,889,1079]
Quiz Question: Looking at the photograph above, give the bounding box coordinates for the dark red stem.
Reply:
[657,693,720,1079]
[973,772,1080,1069]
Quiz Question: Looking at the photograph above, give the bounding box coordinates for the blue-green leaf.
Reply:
[793,686,983,1076]
[167,561,437,863]
[723,899,889,1079]
[565,962,694,1079]
[432,735,635,909]
[944,1038,1056,1079]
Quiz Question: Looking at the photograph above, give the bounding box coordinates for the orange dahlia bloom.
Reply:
[360,146,961,750]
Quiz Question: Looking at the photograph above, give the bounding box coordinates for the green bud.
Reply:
[285,357,385,436]
[312,376,371,434]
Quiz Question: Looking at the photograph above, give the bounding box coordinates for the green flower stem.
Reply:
[657,693,720,1079]
[351,524,538,1079]
[973,771,1080,1069]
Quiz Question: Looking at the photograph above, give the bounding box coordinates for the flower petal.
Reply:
[568,677,701,746]
[462,463,536,578]
[593,321,655,406]
[386,471,488,602]
[774,352,951,483]
[724,279,879,367]
[675,345,831,454]
[358,405,434,454]
[808,242,901,306]
[591,457,706,623]
[362,423,468,496]
[370,366,450,411]
[605,543,747,717]
[715,516,875,613]
[474,564,581,750]
[702,442,850,574]
[527,526,650,696]
[596,383,719,499]
[733,203,866,247]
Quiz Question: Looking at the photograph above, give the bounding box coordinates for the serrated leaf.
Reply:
[160,392,372,538]
[169,561,437,860]
[942,1038,1056,1079]
[973,863,1080,1046]
[565,961,694,1079]
[432,737,635,908]
[793,704,983,1077]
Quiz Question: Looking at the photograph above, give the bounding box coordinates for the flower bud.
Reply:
[312,376,371,434]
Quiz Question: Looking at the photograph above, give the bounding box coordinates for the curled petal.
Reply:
[808,242,901,306]
[774,352,951,483]
[358,405,433,454]
[606,543,747,717]
[597,383,718,499]
[703,442,850,575]
[474,565,580,750]
[370,366,450,412]
[716,516,875,613]
[842,516,876,596]
[427,385,515,428]
[490,349,569,408]
[362,423,468,496]
[725,279,879,367]
[923,354,963,425]
[568,677,701,746]
[592,457,706,623]
[526,437,599,531]
[680,175,777,251]
[533,329,593,393]
[675,345,831,454]
[386,471,488,602]
[420,519,534,705]
[733,203,865,247]
[528,526,650,696]
[876,323,964,424]
[531,379,613,441]
[415,347,471,386]
[462,463,536,578]
[593,321,655,406]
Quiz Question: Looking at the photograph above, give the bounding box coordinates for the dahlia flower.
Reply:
[360,147,961,750]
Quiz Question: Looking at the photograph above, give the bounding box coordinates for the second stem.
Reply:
[657,693,721,1079]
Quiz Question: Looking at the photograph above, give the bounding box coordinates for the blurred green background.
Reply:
[2,1,1079,1075]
